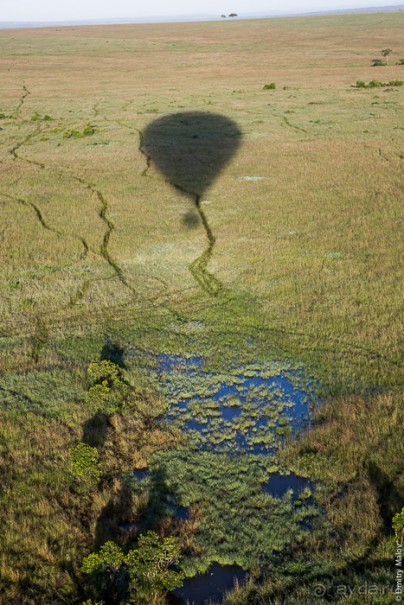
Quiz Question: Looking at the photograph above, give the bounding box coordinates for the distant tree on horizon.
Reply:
[229,13,238,18]
[221,14,226,18]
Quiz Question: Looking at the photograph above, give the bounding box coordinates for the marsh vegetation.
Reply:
[0,11,403,605]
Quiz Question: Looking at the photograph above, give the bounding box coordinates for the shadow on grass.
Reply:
[82,411,109,449]
[101,337,125,369]
[94,464,172,548]
[368,461,404,530]
[142,112,241,199]
[143,112,241,296]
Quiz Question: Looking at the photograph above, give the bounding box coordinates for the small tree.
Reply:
[125,531,183,603]
[381,48,392,63]
[82,541,125,603]
[229,13,238,18]
[82,533,183,605]
[86,361,129,416]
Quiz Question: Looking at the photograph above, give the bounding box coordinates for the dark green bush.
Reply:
[368,80,384,88]
[355,80,403,89]
[82,532,183,604]
[371,59,387,67]
[263,83,276,90]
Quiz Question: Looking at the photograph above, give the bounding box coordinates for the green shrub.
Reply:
[86,382,117,415]
[63,129,83,139]
[83,124,96,136]
[82,541,124,576]
[371,59,387,67]
[125,531,183,599]
[368,80,384,88]
[392,507,404,538]
[263,83,276,90]
[354,80,402,89]
[63,124,96,139]
[31,112,53,121]
[70,443,102,489]
[396,58,404,65]
[88,360,122,387]
[82,533,183,604]
[86,361,128,415]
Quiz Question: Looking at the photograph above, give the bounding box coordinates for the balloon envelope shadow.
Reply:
[143,112,241,296]
[142,112,241,199]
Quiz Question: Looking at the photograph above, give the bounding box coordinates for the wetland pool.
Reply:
[169,564,246,605]
[137,351,318,455]
[128,350,320,604]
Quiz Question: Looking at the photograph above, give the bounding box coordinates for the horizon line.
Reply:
[1,5,403,30]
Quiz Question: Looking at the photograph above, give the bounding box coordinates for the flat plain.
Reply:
[0,13,403,605]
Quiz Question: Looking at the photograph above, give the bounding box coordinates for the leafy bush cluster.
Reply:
[82,531,183,604]
[392,507,404,539]
[355,79,403,88]
[371,59,387,67]
[63,124,96,139]
[31,112,52,122]
[69,443,102,491]
[86,360,130,415]
[263,82,276,90]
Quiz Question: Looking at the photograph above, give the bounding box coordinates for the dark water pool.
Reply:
[133,469,150,481]
[170,563,246,605]
[263,472,314,501]
[158,356,315,455]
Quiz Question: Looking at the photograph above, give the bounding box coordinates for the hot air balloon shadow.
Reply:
[142,112,241,296]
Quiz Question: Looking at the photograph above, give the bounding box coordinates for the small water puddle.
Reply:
[170,563,246,605]
[133,469,150,481]
[263,472,314,502]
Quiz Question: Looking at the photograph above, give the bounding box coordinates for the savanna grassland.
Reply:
[0,12,403,605]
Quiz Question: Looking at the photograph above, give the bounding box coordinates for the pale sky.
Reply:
[1,0,402,22]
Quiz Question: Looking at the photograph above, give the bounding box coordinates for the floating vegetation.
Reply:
[126,349,322,580]
[138,353,318,456]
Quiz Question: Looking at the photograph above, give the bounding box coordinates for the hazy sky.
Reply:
[1,0,402,22]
